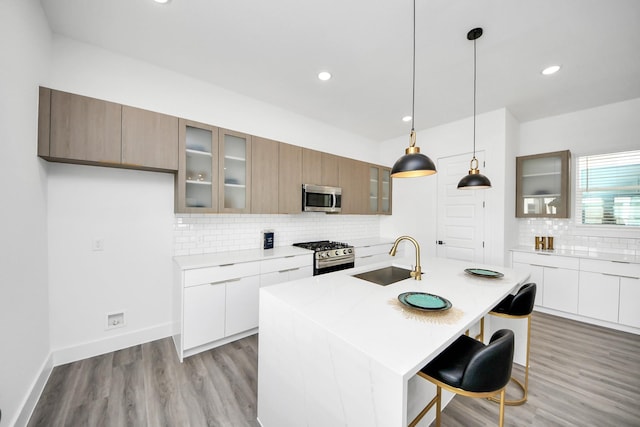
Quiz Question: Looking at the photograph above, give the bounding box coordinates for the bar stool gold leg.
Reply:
[489,313,531,405]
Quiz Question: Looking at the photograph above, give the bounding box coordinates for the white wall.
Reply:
[380,109,509,267]
[45,36,385,364]
[0,0,52,425]
[517,98,640,247]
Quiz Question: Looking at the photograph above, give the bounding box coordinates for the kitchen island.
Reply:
[257,257,530,427]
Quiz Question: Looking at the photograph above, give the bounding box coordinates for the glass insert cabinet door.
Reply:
[516,150,570,218]
[368,165,393,214]
[177,119,219,213]
[219,129,252,213]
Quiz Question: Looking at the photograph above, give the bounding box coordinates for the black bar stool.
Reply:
[409,329,514,427]
[479,282,537,406]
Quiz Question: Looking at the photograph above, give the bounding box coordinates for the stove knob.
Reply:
[342,249,347,255]
[335,250,340,256]
[318,252,325,259]
[348,248,353,254]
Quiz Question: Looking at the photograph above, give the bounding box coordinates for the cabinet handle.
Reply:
[220,263,235,267]
[611,260,631,264]
[284,255,295,258]
[360,255,374,259]
[226,278,242,283]
[530,263,557,268]
[602,272,639,280]
[278,268,299,273]
[208,280,226,286]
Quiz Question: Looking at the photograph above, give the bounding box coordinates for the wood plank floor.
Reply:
[28,312,640,426]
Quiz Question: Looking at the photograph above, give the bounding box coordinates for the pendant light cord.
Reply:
[411,0,416,140]
[472,36,477,158]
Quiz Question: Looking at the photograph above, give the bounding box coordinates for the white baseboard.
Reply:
[14,352,54,427]
[52,321,173,366]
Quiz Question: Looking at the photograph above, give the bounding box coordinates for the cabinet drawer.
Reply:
[579,259,640,278]
[261,255,312,274]
[184,261,260,287]
[512,251,579,269]
[356,244,392,258]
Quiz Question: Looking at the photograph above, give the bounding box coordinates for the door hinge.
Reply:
[483,201,485,208]
[482,241,485,248]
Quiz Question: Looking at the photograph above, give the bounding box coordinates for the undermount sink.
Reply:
[352,266,413,286]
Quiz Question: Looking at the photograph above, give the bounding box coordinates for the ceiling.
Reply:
[40,0,640,142]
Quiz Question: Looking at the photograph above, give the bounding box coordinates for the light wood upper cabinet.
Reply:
[516,150,570,218]
[279,143,303,214]
[369,165,392,214]
[39,87,179,172]
[49,88,122,164]
[176,119,219,213]
[322,153,340,187]
[122,106,179,171]
[219,128,252,213]
[302,148,322,184]
[252,136,280,214]
[339,157,369,214]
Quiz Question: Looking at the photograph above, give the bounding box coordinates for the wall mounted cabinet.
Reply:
[122,106,179,170]
[176,119,219,213]
[278,143,303,214]
[38,87,179,172]
[219,129,252,213]
[251,136,280,214]
[369,165,392,214]
[516,150,570,218]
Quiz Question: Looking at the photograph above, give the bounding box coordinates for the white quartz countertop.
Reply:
[511,246,640,264]
[260,257,530,378]
[173,246,313,270]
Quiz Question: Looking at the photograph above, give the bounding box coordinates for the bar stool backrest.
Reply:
[461,329,514,392]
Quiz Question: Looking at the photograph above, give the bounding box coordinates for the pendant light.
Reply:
[390,0,437,178]
[457,27,492,189]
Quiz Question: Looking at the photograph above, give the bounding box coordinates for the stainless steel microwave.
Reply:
[302,184,342,213]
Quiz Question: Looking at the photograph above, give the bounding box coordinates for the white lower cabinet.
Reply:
[354,243,393,268]
[225,276,261,336]
[620,277,640,328]
[175,250,313,361]
[543,267,579,314]
[578,271,619,323]
[579,258,640,326]
[260,254,313,287]
[183,281,226,349]
[512,250,640,333]
[512,251,579,313]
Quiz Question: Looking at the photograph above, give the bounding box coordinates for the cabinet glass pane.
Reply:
[223,134,247,209]
[185,126,213,208]
[370,167,379,212]
[521,156,563,216]
[381,169,391,212]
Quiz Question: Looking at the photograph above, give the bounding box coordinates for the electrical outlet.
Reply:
[106,311,125,329]
[92,238,104,251]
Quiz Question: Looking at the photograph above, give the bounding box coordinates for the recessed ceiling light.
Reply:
[318,71,332,81]
[153,0,170,4]
[402,116,412,122]
[542,65,561,75]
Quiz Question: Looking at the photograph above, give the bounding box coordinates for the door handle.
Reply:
[436,240,446,245]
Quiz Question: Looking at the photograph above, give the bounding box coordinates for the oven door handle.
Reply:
[331,193,337,209]
[317,257,355,269]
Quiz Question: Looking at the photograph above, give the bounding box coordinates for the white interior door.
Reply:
[436,152,486,263]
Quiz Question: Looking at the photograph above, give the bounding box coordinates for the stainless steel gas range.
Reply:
[293,240,355,275]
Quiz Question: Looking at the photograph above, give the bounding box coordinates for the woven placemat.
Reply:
[389,298,464,324]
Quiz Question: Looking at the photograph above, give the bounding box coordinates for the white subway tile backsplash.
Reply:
[173,213,380,255]
[518,218,639,256]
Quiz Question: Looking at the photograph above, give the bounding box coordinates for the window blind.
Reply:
[576,150,640,226]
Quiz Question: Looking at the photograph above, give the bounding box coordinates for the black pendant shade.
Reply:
[390,0,437,179]
[391,148,437,178]
[457,27,491,190]
[457,167,492,189]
